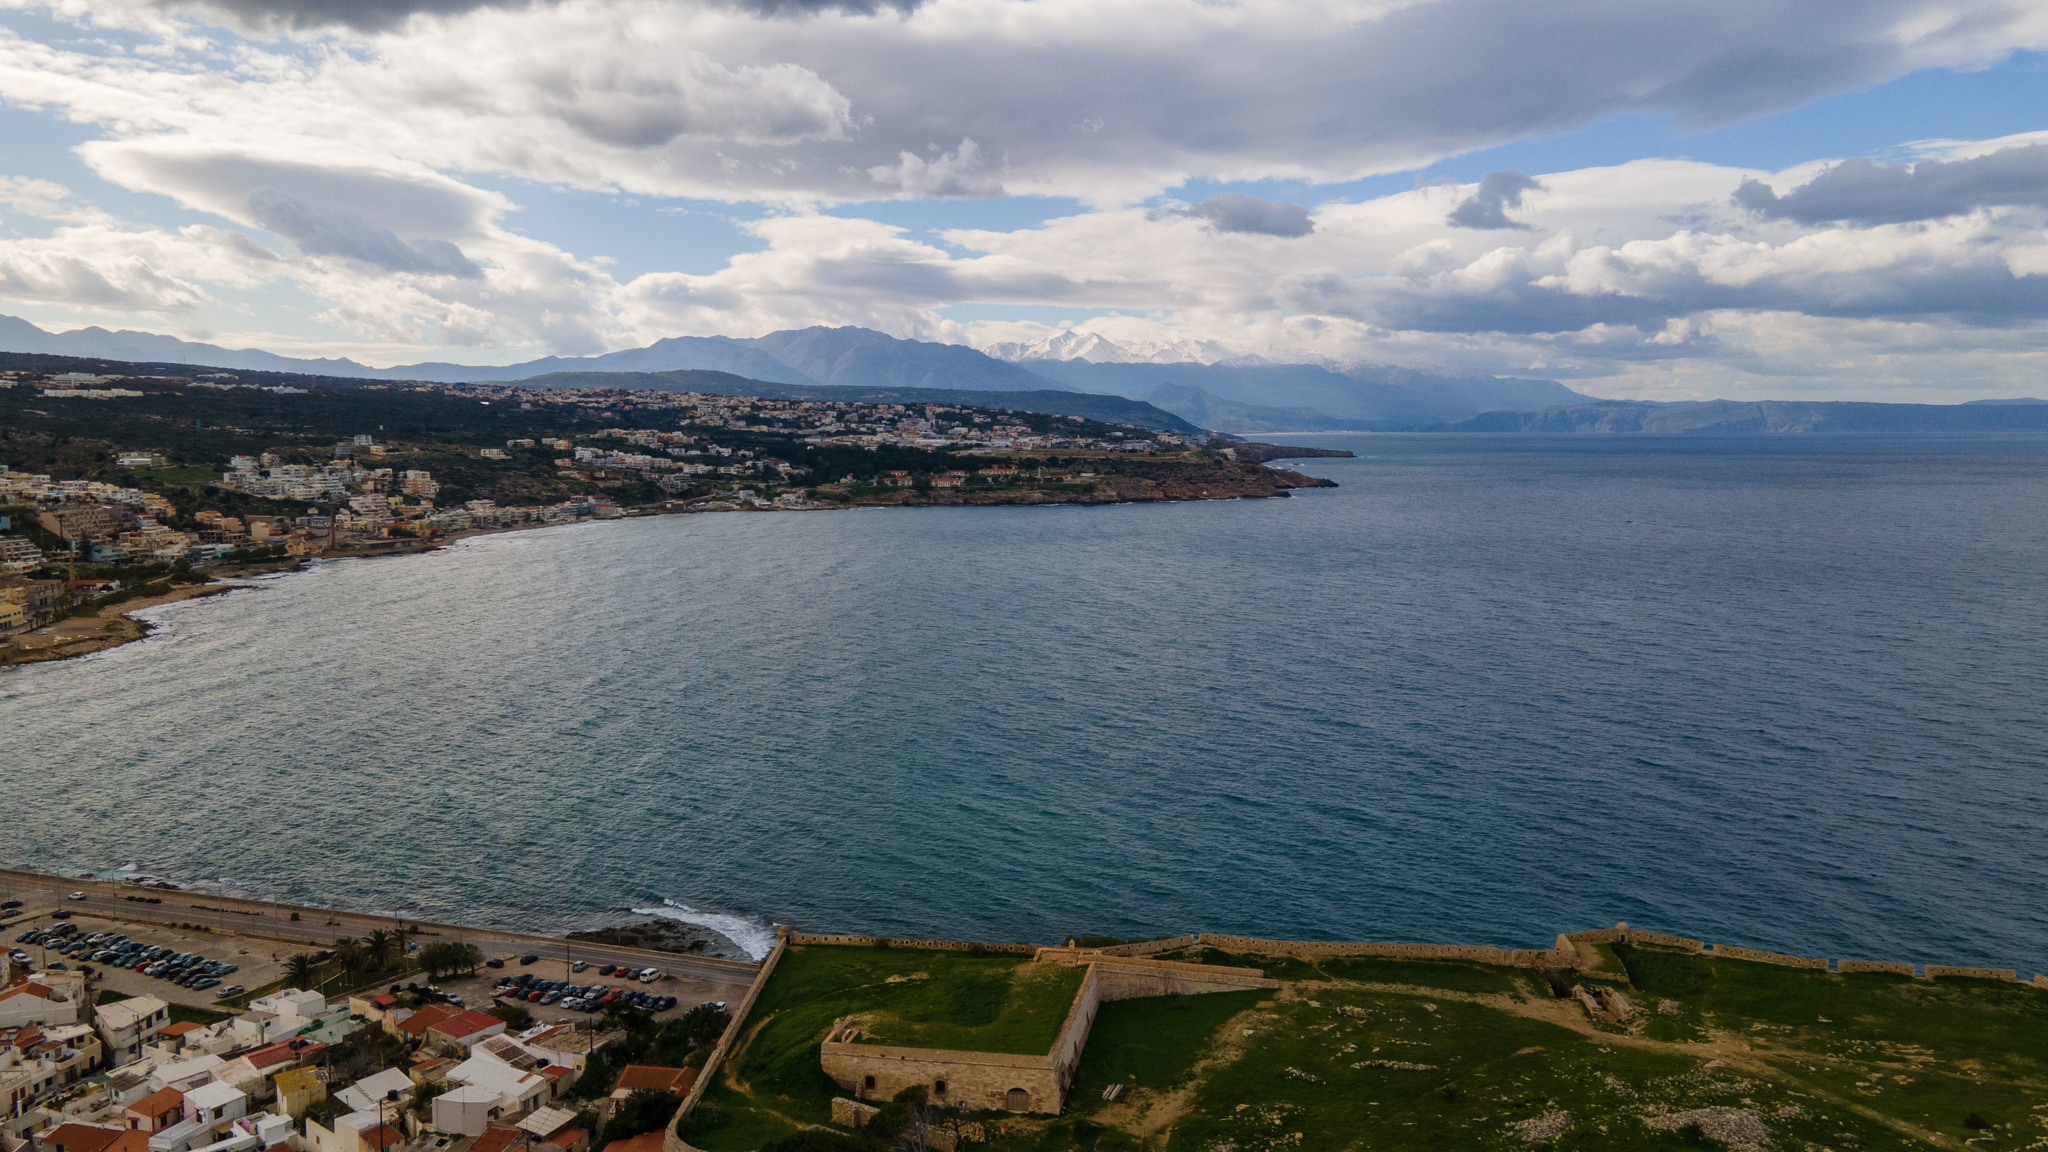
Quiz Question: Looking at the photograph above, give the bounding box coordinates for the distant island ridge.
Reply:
[1,314,2042,435]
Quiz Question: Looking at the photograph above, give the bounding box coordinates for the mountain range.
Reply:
[0,315,1586,432]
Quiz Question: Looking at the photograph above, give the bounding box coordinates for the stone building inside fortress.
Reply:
[818,950,1279,1114]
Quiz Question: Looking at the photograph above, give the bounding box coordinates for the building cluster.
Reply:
[449,384,1183,454]
[0,964,689,1152]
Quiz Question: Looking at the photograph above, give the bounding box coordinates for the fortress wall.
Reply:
[1623,931,1706,952]
[1094,935,1200,957]
[1836,960,1916,976]
[669,928,793,1152]
[1197,933,1521,965]
[787,933,1037,954]
[1566,927,1627,945]
[821,1041,1060,1114]
[1924,965,2019,982]
[1045,965,1104,1101]
[1704,944,1830,970]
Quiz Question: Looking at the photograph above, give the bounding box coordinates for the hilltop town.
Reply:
[0,364,1342,660]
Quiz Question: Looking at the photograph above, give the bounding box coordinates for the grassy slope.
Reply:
[698,945,1084,1148]
[690,943,2048,1151]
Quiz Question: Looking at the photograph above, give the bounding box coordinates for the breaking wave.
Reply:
[633,899,778,962]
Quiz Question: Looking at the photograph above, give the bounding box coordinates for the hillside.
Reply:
[682,935,2048,1152]
[518,370,1203,434]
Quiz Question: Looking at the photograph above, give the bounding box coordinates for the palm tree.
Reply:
[334,938,365,984]
[366,930,395,972]
[285,953,319,991]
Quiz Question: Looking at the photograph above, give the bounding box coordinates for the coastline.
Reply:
[3,449,1345,669]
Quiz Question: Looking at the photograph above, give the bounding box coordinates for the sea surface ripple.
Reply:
[3,435,2045,970]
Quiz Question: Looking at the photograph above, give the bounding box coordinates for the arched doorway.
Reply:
[1005,1087,1030,1112]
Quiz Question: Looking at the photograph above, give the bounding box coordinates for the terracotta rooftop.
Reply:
[397,1004,459,1037]
[613,1066,694,1095]
[45,1125,124,1152]
[430,1011,503,1040]
[470,1127,521,1152]
[126,1087,185,1120]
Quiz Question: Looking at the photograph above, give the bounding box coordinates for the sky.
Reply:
[1,0,2047,400]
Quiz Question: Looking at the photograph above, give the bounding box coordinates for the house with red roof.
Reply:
[425,1012,505,1055]
[0,979,80,1028]
[124,1086,186,1133]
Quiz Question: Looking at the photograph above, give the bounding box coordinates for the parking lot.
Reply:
[434,952,716,1027]
[8,908,290,1011]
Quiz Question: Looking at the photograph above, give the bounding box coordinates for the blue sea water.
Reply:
[3,434,2045,970]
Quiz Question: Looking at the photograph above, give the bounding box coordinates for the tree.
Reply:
[419,941,481,980]
[333,939,365,982]
[598,1090,680,1147]
[285,953,319,991]
[366,930,395,971]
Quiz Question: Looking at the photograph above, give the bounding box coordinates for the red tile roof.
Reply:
[397,1004,459,1037]
[613,1066,694,1095]
[471,1127,521,1152]
[160,1022,203,1038]
[361,1125,403,1152]
[46,1125,124,1152]
[429,1011,502,1041]
[0,982,62,1002]
[547,1131,586,1150]
[105,1131,151,1152]
[126,1087,185,1122]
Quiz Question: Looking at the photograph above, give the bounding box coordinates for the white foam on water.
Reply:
[631,899,778,962]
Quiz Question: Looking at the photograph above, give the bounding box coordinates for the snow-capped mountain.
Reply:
[978,330,1239,365]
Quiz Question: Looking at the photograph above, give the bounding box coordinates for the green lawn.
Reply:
[719,944,1085,1132]
[1067,990,1266,1110]
[681,941,2048,1151]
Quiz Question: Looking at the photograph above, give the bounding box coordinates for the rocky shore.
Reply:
[568,915,754,962]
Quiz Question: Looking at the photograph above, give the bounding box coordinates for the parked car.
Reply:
[519,954,539,966]
[218,985,243,997]
[639,970,662,983]
[0,900,21,910]
[7,950,28,964]
[485,958,504,969]
[571,960,588,973]
[49,911,71,920]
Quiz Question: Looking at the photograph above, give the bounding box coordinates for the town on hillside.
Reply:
[0,365,1339,652]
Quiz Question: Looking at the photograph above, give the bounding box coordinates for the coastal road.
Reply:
[0,868,759,999]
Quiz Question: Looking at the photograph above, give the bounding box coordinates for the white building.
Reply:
[429,1053,546,1137]
[334,1069,413,1115]
[0,980,80,1028]
[96,997,170,1067]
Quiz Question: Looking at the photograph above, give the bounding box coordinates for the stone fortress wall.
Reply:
[818,949,1277,1115]
[669,923,2043,1150]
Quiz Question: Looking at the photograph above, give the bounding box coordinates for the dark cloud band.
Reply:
[165,0,916,33]
[1736,144,2048,226]
[1167,193,1314,237]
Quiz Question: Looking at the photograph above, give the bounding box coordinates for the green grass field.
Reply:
[698,944,1085,1147]
[683,941,2048,1152]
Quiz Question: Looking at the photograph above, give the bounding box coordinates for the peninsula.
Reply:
[0,356,1346,664]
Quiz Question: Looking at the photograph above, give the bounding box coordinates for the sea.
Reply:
[3,434,2045,970]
